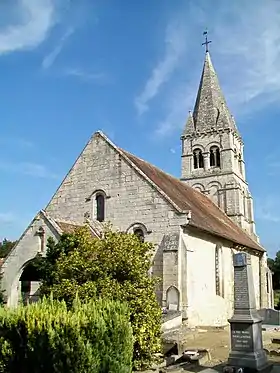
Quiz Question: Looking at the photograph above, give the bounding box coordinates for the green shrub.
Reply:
[38,228,162,370]
[0,296,133,373]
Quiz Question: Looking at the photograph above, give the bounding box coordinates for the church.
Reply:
[1,49,274,327]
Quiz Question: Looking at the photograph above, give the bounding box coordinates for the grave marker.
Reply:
[224,252,272,373]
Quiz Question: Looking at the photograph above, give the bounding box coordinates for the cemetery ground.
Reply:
[151,323,280,372]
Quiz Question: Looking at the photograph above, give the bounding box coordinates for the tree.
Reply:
[268,251,280,290]
[0,239,17,305]
[38,227,162,370]
[0,239,17,258]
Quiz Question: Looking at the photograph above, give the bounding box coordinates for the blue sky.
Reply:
[0,0,280,257]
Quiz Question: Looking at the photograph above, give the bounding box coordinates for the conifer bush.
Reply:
[0,297,133,373]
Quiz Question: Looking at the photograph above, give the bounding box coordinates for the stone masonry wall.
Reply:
[45,133,186,303]
[181,130,256,237]
[2,213,60,307]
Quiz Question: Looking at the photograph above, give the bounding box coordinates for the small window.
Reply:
[134,228,145,243]
[210,146,221,167]
[266,272,269,294]
[193,148,204,169]
[238,154,243,175]
[215,245,223,297]
[96,194,105,222]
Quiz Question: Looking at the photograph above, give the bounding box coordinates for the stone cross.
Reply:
[224,252,272,373]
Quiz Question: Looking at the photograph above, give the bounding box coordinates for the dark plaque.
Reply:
[231,323,253,351]
[233,252,247,267]
[234,266,250,309]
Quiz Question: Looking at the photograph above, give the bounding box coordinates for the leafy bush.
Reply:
[38,228,162,370]
[0,296,133,373]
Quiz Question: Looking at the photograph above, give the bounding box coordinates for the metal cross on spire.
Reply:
[202,30,212,53]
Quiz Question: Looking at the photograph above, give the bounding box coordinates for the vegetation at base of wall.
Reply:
[0,296,133,373]
[36,228,162,370]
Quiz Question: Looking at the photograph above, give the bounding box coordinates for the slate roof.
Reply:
[120,148,263,252]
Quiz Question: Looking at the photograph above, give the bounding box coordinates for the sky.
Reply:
[0,0,280,257]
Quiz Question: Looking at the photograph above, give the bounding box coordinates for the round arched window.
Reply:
[134,228,145,243]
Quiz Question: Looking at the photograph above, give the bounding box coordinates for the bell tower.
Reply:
[181,37,257,239]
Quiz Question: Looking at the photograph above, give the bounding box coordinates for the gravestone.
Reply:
[224,253,272,373]
[258,308,280,326]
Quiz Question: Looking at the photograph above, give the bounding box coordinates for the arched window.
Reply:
[193,148,204,169]
[210,146,221,167]
[134,228,145,243]
[96,194,105,222]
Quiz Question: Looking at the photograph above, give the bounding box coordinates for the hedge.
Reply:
[0,297,133,373]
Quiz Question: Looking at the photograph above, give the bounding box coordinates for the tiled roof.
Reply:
[121,149,263,252]
[55,220,101,238]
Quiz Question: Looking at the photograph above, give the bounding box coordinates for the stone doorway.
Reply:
[20,260,41,305]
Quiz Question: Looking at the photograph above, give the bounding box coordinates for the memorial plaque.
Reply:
[234,267,250,309]
[231,323,253,351]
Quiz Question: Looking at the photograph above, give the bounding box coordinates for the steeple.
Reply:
[180,35,257,240]
[182,111,195,136]
[191,51,239,135]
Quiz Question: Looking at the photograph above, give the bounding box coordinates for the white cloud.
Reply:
[255,195,280,223]
[134,20,187,116]
[0,137,34,148]
[63,68,106,82]
[146,0,280,137]
[0,0,56,55]
[0,212,16,225]
[0,161,59,179]
[42,27,74,69]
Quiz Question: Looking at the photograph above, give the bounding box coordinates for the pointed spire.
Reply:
[192,51,239,135]
[183,111,195,135]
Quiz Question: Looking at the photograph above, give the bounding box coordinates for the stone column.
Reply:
[203,152,210,170]
[224,252,272,373]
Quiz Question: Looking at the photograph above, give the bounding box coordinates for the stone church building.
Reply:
[1,51,274,327]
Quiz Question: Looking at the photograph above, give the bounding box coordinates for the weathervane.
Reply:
[202,30,212,53]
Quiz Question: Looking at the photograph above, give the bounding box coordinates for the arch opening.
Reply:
[20,259,42,305]
[96,193,105,222]
[166,286,180,311]
[134,228,145,243]
[210,146,221,167]
[193,148,204,169]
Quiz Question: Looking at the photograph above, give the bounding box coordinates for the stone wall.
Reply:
[45,133,186,304]
[2,213,60,307]
[181,129,256,238]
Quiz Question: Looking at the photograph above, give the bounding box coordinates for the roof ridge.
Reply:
[118,145,263,252]
[96,132,187,214]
